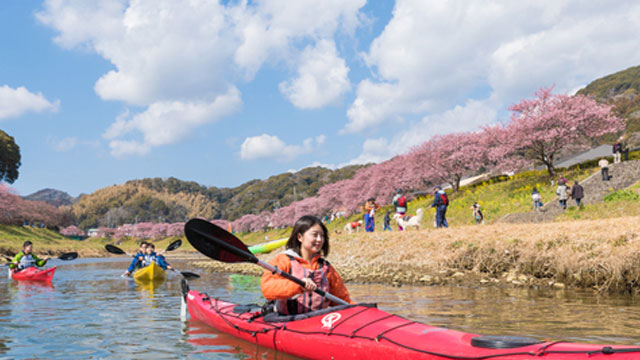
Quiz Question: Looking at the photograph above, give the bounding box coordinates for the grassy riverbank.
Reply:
[193,216,640,294]
[0,225,194,259]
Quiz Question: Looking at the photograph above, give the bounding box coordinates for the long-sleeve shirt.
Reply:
[127,252,145,273]
[261,251,353,306]
[10,251,47,269]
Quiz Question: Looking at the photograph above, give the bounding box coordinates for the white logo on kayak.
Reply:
[187,293,195,301]
[321,313,341,329]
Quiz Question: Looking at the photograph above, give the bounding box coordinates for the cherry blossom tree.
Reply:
[60,225,84,237]
[506,87,624,175]
[166,222,185,237]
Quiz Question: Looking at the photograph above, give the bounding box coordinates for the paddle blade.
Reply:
[184,218,255,264]
[165,239,182,252]
[58,252,78,261]
[105,244,126,255]
[180,271,200,279]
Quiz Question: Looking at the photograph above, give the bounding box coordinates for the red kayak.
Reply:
[185,290,640,360]
[11,267,56,282]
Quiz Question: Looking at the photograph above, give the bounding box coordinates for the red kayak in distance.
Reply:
[11,267,56,282]
[185,290,640,360]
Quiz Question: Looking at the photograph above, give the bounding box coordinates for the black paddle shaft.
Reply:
[185,219,348,306]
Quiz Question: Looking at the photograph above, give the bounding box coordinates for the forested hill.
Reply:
[24,188,75,207]
[68,165,364,229]
[578,64,640,137]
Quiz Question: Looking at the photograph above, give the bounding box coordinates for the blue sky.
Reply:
[2,1,640,197]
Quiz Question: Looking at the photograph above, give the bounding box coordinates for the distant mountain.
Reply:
[69,165,365,229]
[24,188,75,207]
[578,65,640,142]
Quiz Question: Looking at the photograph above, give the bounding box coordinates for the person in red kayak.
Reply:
[9,241,49,272]
[261,215,353,314]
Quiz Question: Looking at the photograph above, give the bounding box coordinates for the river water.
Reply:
[1,258,639,359]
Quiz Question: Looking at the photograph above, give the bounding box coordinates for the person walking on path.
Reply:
[598,158,610,181]
[613,141,623,164]
[471,202,484,224]
[431,186,449,228]
[532,187,543,212]
[556,181,570,210]
[363,197,380,232]
[571,180,584,207]
[383,211,392,231]
[392,189,407,231]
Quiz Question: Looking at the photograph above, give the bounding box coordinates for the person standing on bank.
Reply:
[392,189,407,231]
[383,211,392,231]
[532,187,542,212]
[613,140,623,164]
[571,180,584,207]
[363,198,380,232]
[431,186,449,228]
[556,181,569,210]
[598,158,610,181]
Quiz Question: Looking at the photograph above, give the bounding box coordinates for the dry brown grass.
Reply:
[193,216,640,294]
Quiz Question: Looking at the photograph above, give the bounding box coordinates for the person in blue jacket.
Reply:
[144,243,173,270]
[124,241,148,276]
[431,185,449,228]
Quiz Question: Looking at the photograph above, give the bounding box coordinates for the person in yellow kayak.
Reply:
[261,215,353,315]
[124,241,148,276]
[9,241,49,272]
[143,243,173,271]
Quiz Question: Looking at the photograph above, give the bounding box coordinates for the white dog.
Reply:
[344,220,363,234]
[393,208,424,230]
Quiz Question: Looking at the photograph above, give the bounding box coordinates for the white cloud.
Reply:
[0,85,59,120]
[109,140,151,158]
[240,134,325,161]
[104,87,241,157]
[36,0,366,155]
[348,99,498,165]
[279,40,351,109]
[345,0,640,133]
[48,136,78,152]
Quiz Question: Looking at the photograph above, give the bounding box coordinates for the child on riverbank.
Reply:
[261,215,353,315]
[9,241,49,272]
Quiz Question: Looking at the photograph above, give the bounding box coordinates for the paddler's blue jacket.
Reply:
[155,254,170,270]
[127,251,145,273]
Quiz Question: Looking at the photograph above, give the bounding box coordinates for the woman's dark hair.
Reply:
[286,215,330,257]
[23,241,33,248]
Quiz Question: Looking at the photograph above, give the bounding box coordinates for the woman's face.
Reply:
[298,224,325,255]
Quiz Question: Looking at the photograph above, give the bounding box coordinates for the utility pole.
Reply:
[293,186,297,202]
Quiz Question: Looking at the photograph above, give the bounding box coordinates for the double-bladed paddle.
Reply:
[184,218,349,306]
[2,252,78,266]
[104,240,199,279]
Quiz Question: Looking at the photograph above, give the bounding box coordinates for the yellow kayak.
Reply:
[132,262,167,283]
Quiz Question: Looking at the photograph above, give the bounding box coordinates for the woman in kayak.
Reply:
[9,241,49,272]
[261,215,353,315]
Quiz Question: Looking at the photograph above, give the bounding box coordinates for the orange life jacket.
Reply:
[276,255,331,315]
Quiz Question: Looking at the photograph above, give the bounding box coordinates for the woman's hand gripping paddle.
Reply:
[105,241,199,279]
[184,218,348,306]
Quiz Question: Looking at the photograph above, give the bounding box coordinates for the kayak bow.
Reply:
[11,267,56,282]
